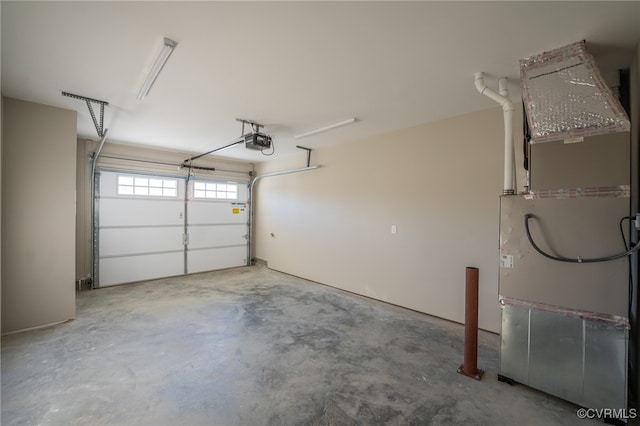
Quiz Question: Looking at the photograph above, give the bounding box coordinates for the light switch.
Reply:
[391,225,397,234]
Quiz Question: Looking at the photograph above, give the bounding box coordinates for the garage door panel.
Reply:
[97,172,249,286]
[99,252,184,287]
[187,224,246,249]
[185,179,248,274]
[187,246,246,274]
[236,184,248,200]
[100,227,184,257]
[187,201,247,225]
[100,198,184,227]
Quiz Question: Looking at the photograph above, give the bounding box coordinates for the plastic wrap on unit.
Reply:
[499,295,630,329]
[520,41,630,144]
[523,184,630,200]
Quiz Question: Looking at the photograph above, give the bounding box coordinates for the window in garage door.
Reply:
[117,175,178,197]
[96,171,248,287]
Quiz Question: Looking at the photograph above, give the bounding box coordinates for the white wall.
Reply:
[2,97,77,333]
[256,106,521,333]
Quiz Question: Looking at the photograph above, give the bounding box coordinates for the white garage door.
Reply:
[96,171,248,287]
[186,180,248,274]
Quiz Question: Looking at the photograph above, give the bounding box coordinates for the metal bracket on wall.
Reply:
[62,91,109,138]
[296,145,313,167]
[63,91,109,288]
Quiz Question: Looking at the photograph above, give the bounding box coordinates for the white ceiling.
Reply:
[2,1,639,163]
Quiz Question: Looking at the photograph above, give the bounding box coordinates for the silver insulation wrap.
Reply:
[520,41,630,144]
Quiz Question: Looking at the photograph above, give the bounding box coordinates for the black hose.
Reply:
[524,213,640,263]
[620,216,632,251]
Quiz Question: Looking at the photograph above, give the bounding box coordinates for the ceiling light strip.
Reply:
[294,117,357,139]
[136,38,178,101]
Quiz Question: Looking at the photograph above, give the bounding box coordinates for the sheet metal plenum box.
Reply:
[499,195,629,317]
[501,100,631,410]
[530,131,630,191]
[499,194,630,411]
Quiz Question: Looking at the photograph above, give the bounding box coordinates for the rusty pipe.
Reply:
[458,267,484,380]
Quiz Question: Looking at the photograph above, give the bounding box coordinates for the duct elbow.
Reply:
[474,72,487,94]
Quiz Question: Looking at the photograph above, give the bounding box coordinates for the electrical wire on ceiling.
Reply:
[260,138,275,156]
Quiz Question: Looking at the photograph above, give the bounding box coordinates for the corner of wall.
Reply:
[2,98,76,333]
[254,108,506,333]
[1,1,4,333]
[1,96,4,334]
[0,6,4,330]
[630,37,640,415]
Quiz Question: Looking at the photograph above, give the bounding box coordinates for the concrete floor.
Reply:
[2,265,595,425]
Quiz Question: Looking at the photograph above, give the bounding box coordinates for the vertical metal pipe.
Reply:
[246,177,253,266]
[183,176,190,275]
[90,129,108,288]
[458,267,484,380]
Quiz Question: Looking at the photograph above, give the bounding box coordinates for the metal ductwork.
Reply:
[520,40,630,144]
[497,40,634,415]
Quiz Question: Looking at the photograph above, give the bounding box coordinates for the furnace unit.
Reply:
[497,41,633,412]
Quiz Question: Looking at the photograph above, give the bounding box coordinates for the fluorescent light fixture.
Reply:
[136,38,178,101]
[294,117,358,139]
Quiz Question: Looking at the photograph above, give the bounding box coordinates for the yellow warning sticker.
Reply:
[232,208,241,214]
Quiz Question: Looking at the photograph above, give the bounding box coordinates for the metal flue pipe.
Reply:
[475,72,515,195]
